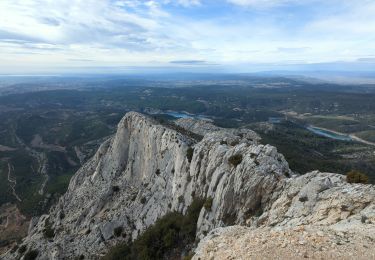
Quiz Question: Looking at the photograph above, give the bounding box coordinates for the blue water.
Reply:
[306,126,352,141]
[165,111,210,120]
[268,117,283,124]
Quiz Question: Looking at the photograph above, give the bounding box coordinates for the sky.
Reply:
[0,0,375,74]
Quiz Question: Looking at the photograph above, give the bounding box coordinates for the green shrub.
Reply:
[43,218,55,239]
[183,253,195,260]
[346,170,369,184]
[102,243,131,260]
[114,226,123,237]
[155,169,160,175]
[228,154,243,167]
[140,197,147,204]
[59,211,65,220]
[24,249,39,260]
[186,147,194,163]
[102,198,204,260]
[112,186,120,192]
[204,197,213,211]
[254,159,260,166]
[18,244,27,254]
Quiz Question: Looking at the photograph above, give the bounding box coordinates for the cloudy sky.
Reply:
[1,0,375,74]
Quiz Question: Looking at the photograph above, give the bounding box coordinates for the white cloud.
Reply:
[227,0,292,8]
[5,1,191,47]
[0,0,210,73]
[0,0,374,73]
[175,0,201,7]
[306,1,375,35]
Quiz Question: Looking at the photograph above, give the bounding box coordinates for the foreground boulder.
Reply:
[194,171,375,259]
[194,224,375,260]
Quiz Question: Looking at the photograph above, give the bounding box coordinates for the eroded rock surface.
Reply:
[194,225,375,260]
[194,170,375,259]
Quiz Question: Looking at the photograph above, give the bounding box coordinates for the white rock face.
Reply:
[258,171,375,229]
[194,171,375,259]
[3,112,374,260]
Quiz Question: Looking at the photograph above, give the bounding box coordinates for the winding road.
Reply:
[7,162,22,202]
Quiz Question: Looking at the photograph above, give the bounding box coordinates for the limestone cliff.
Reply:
[4,112,374,260]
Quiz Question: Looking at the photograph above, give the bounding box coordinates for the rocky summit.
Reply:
[3,112,374,259]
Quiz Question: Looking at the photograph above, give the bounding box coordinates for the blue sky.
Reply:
[0,0,375,74]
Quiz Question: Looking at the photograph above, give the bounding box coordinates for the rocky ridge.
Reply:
[3,112,374,259]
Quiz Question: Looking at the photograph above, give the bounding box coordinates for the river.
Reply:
[306,126,353,141]
[164,111,210,120]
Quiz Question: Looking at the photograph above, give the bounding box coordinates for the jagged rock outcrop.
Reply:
[3,112,374,260]
[175,117,222,136]
[257,171,375,229]
[194,172,375,259]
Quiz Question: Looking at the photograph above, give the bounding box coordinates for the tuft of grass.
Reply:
[204,197,213,211]
[346,170,369,184]
[114,226,123,237]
